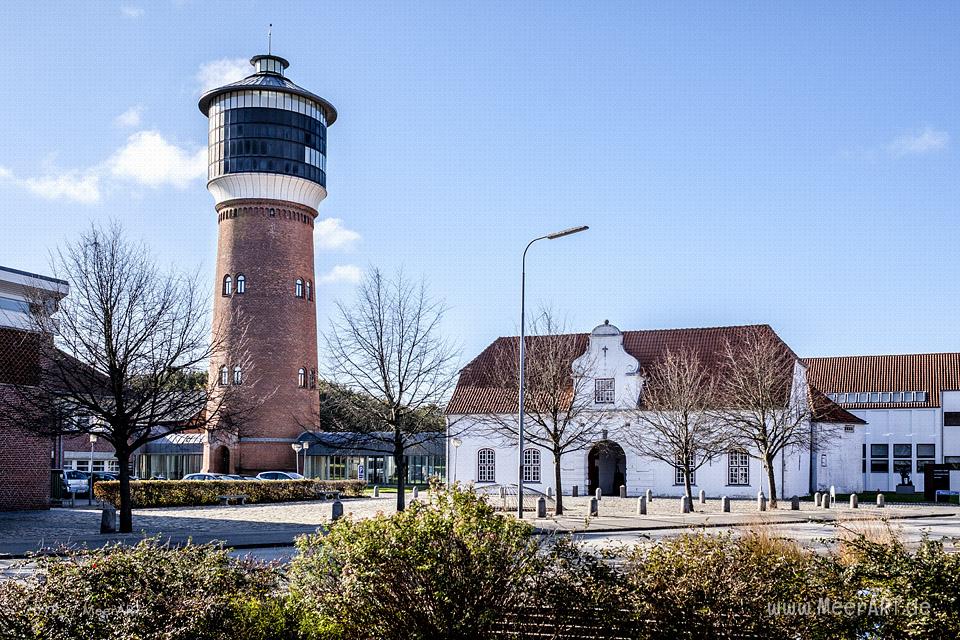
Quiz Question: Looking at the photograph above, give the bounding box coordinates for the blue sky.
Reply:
[1,2,957,363]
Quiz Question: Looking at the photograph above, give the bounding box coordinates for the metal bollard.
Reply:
[637,495,647,515]
[791,495,800,510]
[877,493,885,508]
[721,496,730,513]
[373,485,380,498]
[589,497,599,517]
[331,500,344,521]
[536,496,547,518]
[619,485,627,499]
[699,489,706,505]
[850,494,858,509]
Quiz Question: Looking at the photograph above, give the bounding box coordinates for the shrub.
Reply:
[0,538,297,640]
[94,479,366,508]
[288,485,539,640]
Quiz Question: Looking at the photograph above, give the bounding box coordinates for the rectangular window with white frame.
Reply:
[522,448,541,483]
[594,378,615,404]
[674,453,696,485]
[477,448,496,483]
[728,450,750,485]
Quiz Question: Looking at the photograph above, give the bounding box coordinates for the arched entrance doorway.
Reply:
[213,445,231,474]
[588,441,626,496]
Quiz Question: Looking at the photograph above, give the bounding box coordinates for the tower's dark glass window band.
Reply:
[209,107,327,187]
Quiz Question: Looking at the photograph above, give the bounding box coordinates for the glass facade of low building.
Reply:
[303,432,446,486]
[136,453,202,480]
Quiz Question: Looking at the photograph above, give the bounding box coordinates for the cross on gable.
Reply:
[602,346,608,357]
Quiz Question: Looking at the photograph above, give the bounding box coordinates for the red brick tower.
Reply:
[198,54,336,474]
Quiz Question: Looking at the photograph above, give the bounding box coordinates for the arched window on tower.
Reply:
[298,368,306,388]
[295,279,304,298]
[222,275,233,296]
[233,366,242,385]
[219,366,229,386]
[306,280,312,301]
[236,274,246,294]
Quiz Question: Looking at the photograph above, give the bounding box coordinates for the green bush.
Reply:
[94,479,366,508]
[288,484,540,640]
[0,538,297,640]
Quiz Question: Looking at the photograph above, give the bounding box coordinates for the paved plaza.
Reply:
[0,493,958,557]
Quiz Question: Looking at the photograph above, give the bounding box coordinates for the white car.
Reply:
[182,473,223,481]
[255,471,305,481]
[62,470,90,495]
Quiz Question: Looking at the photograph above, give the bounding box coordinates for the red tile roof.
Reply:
[804,353,960,409]
[448,324,856,423]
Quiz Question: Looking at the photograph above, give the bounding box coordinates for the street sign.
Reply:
[357,464,365,481]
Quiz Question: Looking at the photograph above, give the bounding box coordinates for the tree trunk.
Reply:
[683,466,693,507]
[116,448,133,533]
[394,435,406,512]
[764,453,779,509]
[553,450,564,515]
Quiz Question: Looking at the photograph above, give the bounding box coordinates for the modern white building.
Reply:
[805,354,960,495]
[446,322,865,500]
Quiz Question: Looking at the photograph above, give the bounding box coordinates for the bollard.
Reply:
[830,485,836,506]
[331,500,344,521]
[680,496,691,513]
[589,497,599,517]
[814,492,822,507]
[100,503,117,534]
[637,495,647,515]
[822,495,831,509]
[619,485,627,499]
[791,495,800,510]
[572,485,579,497]
[877,493,885,508]
[412,486,419,500]
[721,496,730,513]
[699,489,706,505]
[595,487,603,502]
[850,494,858,509]
[757,491,767,512]
[547,486,553,499]
[373,485,380,498]
[646,488,653,504]
[536,496,547,518]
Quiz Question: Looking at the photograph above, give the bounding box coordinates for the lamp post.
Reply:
[451,437,462,483]
[517,225,589,519]
[88,434,97,506]
[292,442,304,475]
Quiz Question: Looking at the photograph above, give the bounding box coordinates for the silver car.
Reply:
[181,473,223,481]
[62,470,90,495]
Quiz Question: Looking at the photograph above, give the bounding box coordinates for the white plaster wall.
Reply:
[941,391,960,462]
[814,424,865,494]
[856,407,940,492]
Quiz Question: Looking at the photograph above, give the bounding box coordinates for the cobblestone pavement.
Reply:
[1,492,957,557]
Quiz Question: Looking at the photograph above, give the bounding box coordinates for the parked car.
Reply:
[218,474,246,481]
[182,473,223,481]
[62,470,90,495]
[255,471,305,481]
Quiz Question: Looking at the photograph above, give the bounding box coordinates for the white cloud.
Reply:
[108,131,206,189]
[315,218,361,251]
[113,105,143,128]
[318,265,363,285]
[196,58,250,93]
[889,127,950,156]
[0,166,101,204]
[120,5,144,18]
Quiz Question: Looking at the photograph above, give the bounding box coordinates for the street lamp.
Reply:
[292,442,305,475]
[517,225,589,518]
[88,434,98,506]
[451,437,462,483]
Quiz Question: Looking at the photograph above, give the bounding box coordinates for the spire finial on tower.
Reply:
[268,23,273,54]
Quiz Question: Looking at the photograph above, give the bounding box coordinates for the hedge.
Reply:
[93,479,366,508]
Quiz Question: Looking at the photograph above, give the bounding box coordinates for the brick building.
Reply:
[0,266,69,510]
[198,53,337,475]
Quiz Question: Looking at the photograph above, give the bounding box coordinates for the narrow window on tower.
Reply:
[222,275,232,296]
[295,279,304,298]
[298,368,306,388]
[233,366,242,385]
[306,280,312,301]
[219,366,229,386]
[236,274,246,294]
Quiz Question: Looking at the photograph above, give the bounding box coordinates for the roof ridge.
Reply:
[805,352,960,361]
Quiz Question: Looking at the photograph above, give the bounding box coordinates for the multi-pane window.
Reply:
[594,378,615,404]
[675,453,696,485]
[522,448,541,483]
[870,444,889,473]
[477,448,495,483]
[728,450,750,485]
[222,275,232,296]
[298,368,306,388]
[236,274,246,294]
[219,366,229,386]
[295,279,304,298]
[893,444,912,478]
[917,444,936,472]
[233,366,243,385]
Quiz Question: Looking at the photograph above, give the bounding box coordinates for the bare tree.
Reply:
[713,326,814,508]
[626,347,729,504]
[478,310,608,515]
[0,223,253,532]
[323,268,460,512]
